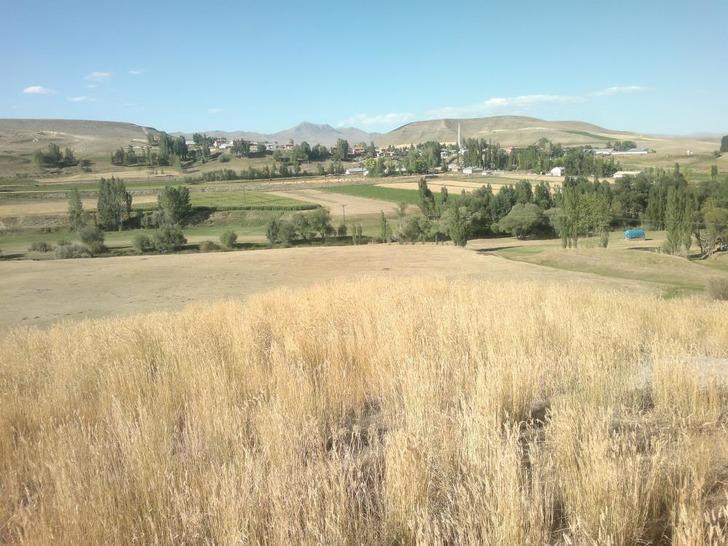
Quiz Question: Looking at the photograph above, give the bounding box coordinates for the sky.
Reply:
[2,0,726,135]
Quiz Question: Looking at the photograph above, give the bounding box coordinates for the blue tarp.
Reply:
[624,229,646,239]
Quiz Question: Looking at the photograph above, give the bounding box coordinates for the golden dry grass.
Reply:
[1,278,728,544]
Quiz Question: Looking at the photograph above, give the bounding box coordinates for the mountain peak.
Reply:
[293,121,336,131]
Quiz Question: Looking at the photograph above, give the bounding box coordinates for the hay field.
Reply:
[376,178,562,194]
[268,188,399,217]
[0,195,159,216]
[1,278,727,544]
[0,244,655,333]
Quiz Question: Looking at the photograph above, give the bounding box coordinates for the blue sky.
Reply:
[2,0,726,135]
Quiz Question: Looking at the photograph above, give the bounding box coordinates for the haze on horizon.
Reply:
[2,0,726,135]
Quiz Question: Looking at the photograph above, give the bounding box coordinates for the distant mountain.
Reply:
[173,122,379,147]
[375,116,640,147]
[1,117,720,163]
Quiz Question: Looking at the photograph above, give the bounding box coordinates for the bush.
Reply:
[496,203,547,239]
[278,220,297,246]
[337,223,348,237]
[79,226,106,255]
[199,240,220,252]
[265,218,280,244]
[132,234,153,253]
[398,214,432,243]
[219,155,230,163]
[220,230,238,249]
[56,239,71,247]
[29,241,53,252]
[152,225,187,251]
[707,278,728,301]
[54,243,91,259]
[141,211,164,229]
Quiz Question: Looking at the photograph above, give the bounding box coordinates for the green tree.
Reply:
[309,208,334,241]
[265,217,280,244]
[560,179,586,247]
[582,193,612,248]
[496,203,547,239]
[533,181,553,209]
[398,214,431,243]
[292,213,312,241]
[514,180,533,204]
[152,225,187,251]
[97,177,132,231]
[67,189,87,231]
[220,230,238,249]
[721,135,728,153]
[418,177,437,219]
[442,205,473,246]
[664,185,694,255]
[132,233,153,253]
[696,206,728,257]
[278,220,297,245]
[333,139,349,161]
[440,185,449,205]
[379,211,390,242]
[79,225,106,255]
[157,186,191,225]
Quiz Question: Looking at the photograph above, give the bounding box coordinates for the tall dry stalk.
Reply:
[1,278,727,544]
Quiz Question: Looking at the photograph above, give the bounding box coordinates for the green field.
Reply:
[187,190,316,210]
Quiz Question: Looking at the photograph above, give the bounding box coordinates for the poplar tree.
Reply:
[67,189,87,231]
[97,177,132,231]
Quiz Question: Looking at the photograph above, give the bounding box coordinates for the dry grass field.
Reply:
[0,244,650,332]
[1,278,727,544]
[0,195,159,216]
[268,188,399,217]
[376,178,562,194]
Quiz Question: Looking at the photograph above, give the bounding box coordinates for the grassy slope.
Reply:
[1,278,727,543]
[474,232,728,297]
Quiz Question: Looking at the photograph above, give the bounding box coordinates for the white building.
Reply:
[345,167,368,176]
[549,166,565,177]
[463,166,483,175]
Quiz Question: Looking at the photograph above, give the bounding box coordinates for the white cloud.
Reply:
[339,112,414,127]
[427,94,583,118]
[23,85,54,95]
[128,70,143,75]
[84,71,112,82]
[67,96,95,102]
[87,84,98,89]
[208,108,223,114]
[590,85,647,97]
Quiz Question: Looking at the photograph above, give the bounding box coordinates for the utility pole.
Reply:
[341,204,347,225]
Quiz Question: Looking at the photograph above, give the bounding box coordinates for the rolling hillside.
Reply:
[0,119,157,156]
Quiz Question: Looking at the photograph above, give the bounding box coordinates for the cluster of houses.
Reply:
[187,127,648,180]
[592,147,650,156]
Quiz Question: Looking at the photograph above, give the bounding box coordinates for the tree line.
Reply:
[112,132,189,167]
[65,178,193,256]
[461,137,620,177]
[398,164,728,255]
[33,143,79,169]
